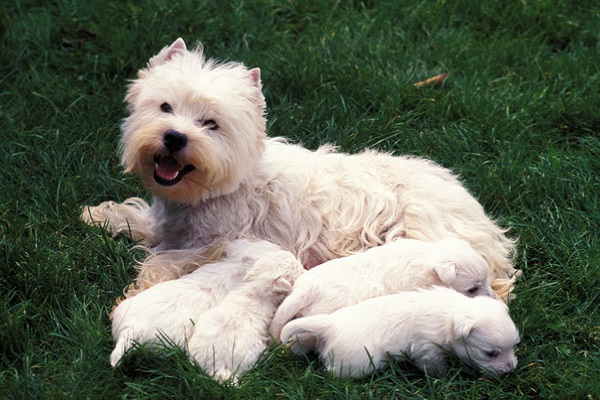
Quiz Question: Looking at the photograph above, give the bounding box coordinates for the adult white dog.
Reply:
[270,237,493,341]
[281,286,520,378]
[82,38,519,300]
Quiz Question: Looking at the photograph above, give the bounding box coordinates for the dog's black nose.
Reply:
[163,130,188,153]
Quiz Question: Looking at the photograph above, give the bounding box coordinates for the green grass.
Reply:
[1,0,599,398]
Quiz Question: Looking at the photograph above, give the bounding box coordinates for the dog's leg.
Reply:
[125,243,228,298]
[81,197,158,246]
[490,272,522,302]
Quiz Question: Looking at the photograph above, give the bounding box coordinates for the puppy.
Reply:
[270,238,492,341]
[281,286,519,378]
[109,239,282,367]
[82,38,519,300]
[186,247,304,382]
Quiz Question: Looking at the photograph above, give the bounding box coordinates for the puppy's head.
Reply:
[451,297,519,377]
[243,249,305,300]
[120,38,267,203]
[432,238,494,297]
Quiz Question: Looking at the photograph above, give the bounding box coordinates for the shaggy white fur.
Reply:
[81,38,519,302]
[281,286,520,378]
[269,237,493,342]
[109,239,282,367]
[185,245,304,382]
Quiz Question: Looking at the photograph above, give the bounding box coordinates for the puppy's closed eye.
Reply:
[467,286,480,295]
[484,350,500,358]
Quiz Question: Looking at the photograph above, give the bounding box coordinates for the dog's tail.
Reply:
[280,314,331,356]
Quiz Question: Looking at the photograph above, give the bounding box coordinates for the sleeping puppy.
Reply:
[186,247,304,383]
[270,238,492,341]
[110,239,285,367]
[280,286,519,378]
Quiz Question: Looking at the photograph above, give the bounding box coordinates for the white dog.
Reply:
[270,237,493,341]
[281,286,519,378]
[109,239,284,367]
[81,38,519,300]
[186,247,304,382]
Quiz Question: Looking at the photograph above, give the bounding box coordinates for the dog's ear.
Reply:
[273,277,293,296]
[248,68,266,110]
[433,262,457,284]
[148,38,187,67]
[453,314,476,338]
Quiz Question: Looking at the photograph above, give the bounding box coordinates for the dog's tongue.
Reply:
[155,156,183,181]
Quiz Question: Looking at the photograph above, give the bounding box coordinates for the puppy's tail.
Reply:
[280,314,331,356]
[269,291,306,343]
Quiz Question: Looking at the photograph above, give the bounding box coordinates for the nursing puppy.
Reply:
[81,38,519,301]
[187,247,304,383]
[110,239,282,367]
[270,238,492,341]
[281,286,519,378]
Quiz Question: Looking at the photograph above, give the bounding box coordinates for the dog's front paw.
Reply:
[81,200,117,227]
[81,197,157,245]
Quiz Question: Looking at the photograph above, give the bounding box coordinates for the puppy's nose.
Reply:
[499,357,517,375]
[163,130,188,152]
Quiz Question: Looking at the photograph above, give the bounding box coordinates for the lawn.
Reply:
[1,0,598,398]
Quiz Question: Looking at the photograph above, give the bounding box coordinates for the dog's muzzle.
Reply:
[153,130,196,186]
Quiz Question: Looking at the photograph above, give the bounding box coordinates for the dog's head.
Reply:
[120,38,267,203]
[450,296,519,377]
[431,238,494,298]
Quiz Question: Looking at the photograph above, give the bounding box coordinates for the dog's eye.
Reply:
[485,350,500,358]
[202,119,218,130]
[160,102,173,113]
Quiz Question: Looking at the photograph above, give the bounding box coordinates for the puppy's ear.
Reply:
[148,38,187,67]
[434,262,457,284]
[249,68,262,90]
[273,277,293,296]
[453,314,476,338]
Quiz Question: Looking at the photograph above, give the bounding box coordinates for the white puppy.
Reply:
[270,238,492,341]
[186,247,304,382]
[109,239,282,367]
[281,286,519,379]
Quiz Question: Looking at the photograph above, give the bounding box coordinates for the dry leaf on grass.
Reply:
[414,72,448,88]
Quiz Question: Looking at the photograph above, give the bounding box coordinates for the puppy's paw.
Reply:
[110,347,125,368]
[214,367,237,384]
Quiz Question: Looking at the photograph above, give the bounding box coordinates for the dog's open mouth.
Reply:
[153,155,195,186]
